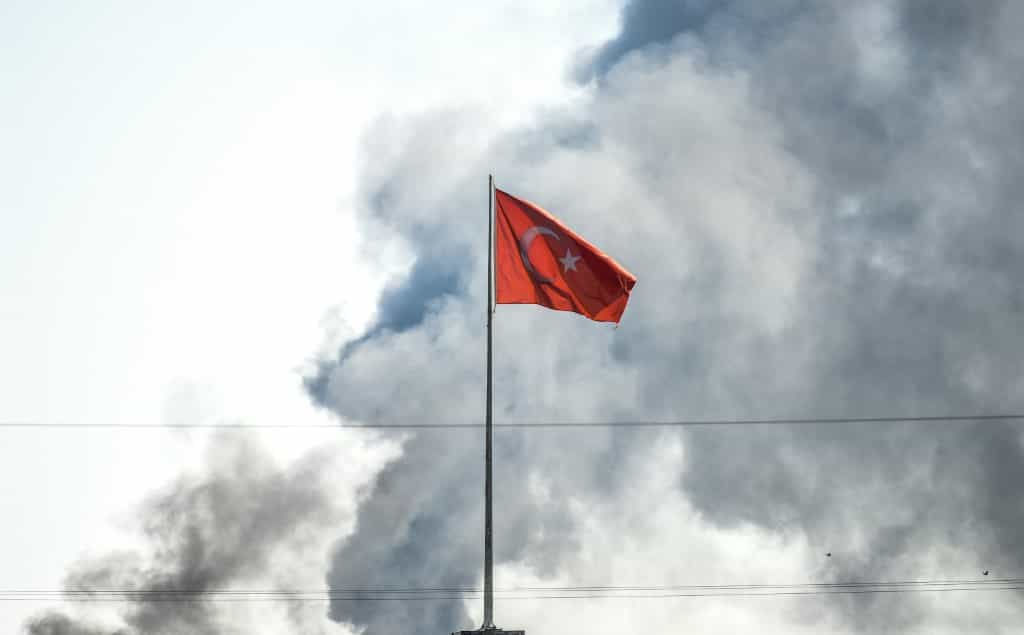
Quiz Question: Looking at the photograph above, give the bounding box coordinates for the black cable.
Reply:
[3,585,1023,602]
[1,414,1024,429]
[3,577,1020,601]
[6,577,1019,594]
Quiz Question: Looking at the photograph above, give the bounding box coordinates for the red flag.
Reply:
[494,188,637,323]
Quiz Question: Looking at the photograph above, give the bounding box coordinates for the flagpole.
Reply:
[483,173,495,630]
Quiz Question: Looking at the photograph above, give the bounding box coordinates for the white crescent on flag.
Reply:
[518,225,560,284]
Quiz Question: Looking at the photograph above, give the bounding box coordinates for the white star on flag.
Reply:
[559,248,581,272]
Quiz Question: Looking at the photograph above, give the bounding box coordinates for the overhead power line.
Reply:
[2,578,1021,602]
[4,577,1019,594]
[1,414,1024,430]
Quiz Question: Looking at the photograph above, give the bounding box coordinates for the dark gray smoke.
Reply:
[583,1,1024,629]
[24,434,341,635]
[25,614,125,635]
[308,1,1024,633]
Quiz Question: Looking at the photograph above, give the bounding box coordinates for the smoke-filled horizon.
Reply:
[307,1,1024,634]
[22,433,377,635]
[22,1,1024,634]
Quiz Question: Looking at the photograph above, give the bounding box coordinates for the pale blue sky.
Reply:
[0,2,617,632]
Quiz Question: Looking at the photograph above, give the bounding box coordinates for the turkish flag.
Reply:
[494,188,637,323]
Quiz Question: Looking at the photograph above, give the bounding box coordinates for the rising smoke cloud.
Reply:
[24,434,349,635]
[29,2,1024,633]
[308,1,1024,633]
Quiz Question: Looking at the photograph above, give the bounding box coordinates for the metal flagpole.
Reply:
[456,175,521,635]
[483,173,495,630]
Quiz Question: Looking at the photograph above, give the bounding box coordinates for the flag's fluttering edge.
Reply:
[495,188,637,323]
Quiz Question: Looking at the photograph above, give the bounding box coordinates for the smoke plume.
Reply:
[24,434,347,635]
[308,1,1024,633]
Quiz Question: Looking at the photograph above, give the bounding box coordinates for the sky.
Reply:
[3,1,1024,634]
